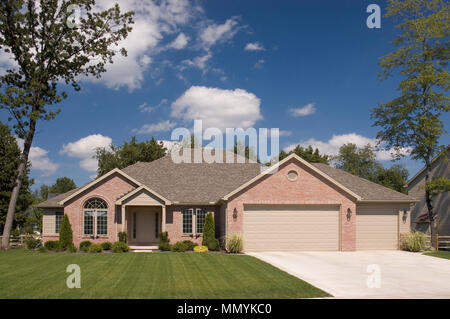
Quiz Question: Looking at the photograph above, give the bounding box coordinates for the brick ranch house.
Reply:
[38,152,418,251]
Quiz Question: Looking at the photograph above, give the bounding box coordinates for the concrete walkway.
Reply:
[247,251,450,298]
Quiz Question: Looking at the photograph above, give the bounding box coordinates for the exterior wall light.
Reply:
[346,208,352,221]
[233,208,238,220]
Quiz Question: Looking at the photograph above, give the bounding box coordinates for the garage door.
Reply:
[243,205,340,251]
[356,206,398,250]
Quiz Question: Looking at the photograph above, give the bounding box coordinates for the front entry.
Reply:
[129,207,160,245]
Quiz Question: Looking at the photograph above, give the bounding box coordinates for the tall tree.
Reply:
[95,137,167,177]
[371,0,449,239]
[0,121,33,235]
[0,1,134,249]
[268,145,329,166]
[48,177,76,195]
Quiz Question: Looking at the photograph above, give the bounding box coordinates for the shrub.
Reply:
[101,242,112,250]
[25,237,41,250]
[38,246,48,253]
[171,241,188,252]
[202,212,220,251]
[118,231,127,243]
[79,240,92,252]
[44,240,59,251]
[401,231,428,252]
[158,231,171,251]
[226,234,243,254]
[112,241,129,253]
[158,242,171,251]
[194,245,208,253]
[67,244,77,253]
[182,240,196,251]
[59,214,73,251]
[88,244,103,253]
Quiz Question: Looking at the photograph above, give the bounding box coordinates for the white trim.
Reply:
[115,185,172,205]
[59,168,142,205]
[221,153,362,201]
[358,199,419,203]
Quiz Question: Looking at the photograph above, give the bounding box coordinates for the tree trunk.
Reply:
[424,157,435,247]
[0,119,36,250]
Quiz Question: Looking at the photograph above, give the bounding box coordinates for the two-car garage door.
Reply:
[243,205,340,251]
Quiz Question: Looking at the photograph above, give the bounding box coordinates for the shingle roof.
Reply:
[311,163,417,201]
[36,188,80,208]
[121,151,263,203]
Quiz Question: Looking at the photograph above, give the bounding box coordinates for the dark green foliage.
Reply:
[38,246,47,253]
[111,241,129,253]
[79,241,92,252]
[58,215,73,251]
[0,122,33,235]
[25,237,41,250]
[95,137,167,177]
[202,213,219,251]
[171,241,188,252]
[67,244,77,253]
[101,242,112,250]
[44,177,76,198]
[182,240,196,251]
[88,244,103,253]
[118,232,127,243]
[269,145,329,166]
[158,231,171,251]
[44,240,59,251]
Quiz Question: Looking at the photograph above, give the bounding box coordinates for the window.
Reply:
[182,209,193,234]
[83,198,108,236]
[182,208,210,235]
[55,212,64,233]
[196,209,206,234]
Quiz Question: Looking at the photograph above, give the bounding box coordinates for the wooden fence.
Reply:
[0,235,40,248]
[435,235,450,251]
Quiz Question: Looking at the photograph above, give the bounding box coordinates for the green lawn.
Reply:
[0,249,329,299]
[424,251,450,260]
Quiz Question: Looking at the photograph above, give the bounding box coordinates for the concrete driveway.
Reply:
[247,251,450,298]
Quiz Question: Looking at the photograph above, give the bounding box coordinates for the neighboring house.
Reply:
[407,150,450,236]
[38,152,417,251]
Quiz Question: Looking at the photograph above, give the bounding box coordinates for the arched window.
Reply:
[83,198,108,236]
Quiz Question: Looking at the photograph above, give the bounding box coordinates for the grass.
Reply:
[0,249,330,299]
[424,251,450,260]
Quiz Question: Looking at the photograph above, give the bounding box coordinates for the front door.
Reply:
[132,209,158,244]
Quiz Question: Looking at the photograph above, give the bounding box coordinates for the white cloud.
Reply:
[168,33,189,49]
[138,102,155,113]
[254,59,265,69]
[159,139,177,151]
[0,50,17,75]
[182,52,212,70]
[284,133,411,161]
[15,138,59,176]
[133,120,177,134]
[59,134,112,172]
[289,103,316,117]
[279,130,292,137]
[200,16,240,48]
[244,42,265,51]
[171,86,262,131]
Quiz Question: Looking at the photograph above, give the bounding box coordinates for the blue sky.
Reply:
[1,0,448,189]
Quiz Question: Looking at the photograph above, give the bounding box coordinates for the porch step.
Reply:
[132,249,154,253]
[130,245,158,252]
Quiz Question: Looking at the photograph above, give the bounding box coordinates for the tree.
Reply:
[267,145,329,166]
[49,177,76,195]
[202,212,219,251]
[231,141,257,161]
[371,0,449,240]
[0,121,33,235]
[0,1,134,249]
[95,136,167,177]
[334,143,409,193]
[58,214,73,251]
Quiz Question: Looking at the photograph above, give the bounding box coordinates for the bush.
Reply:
[25,237,41,250]
[59,214,73,251]
[158,242,171,251]
[112,241,129,253]
[88,244,103,253]
[38,246,48,253]
[79,240,92,252]
[171,241,188,252]
[226,234,243,253]
[158,231,171,251]
[202,212,220,251]
[182,240,196,251]
[401,231,428,252]
[118,231,127,243]
[44,240,59,251]
[101,242,112,250]
[67,244,77,253]
[194,245,208,253]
